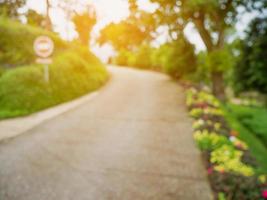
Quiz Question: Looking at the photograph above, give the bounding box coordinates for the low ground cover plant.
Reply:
[186,88,267,200]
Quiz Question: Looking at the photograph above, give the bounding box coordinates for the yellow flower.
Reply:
[259,175,267,184]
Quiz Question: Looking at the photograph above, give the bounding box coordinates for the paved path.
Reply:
[0,87,99,141]
[0,66,213,200]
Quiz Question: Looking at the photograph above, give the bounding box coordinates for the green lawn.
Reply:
[223,104,267,173]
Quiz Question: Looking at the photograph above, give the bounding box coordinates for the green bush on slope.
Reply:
[0,18,108,118]
[0,47,108,118]
[0,17,67,67]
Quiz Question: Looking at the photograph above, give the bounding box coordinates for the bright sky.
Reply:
[26,0,159,60]
[26,0,255,61]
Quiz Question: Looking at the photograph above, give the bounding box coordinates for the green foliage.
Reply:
[211,144,254,176]
[223,104,267,172]
[234,17,267,94]
[227,104,267,147]
[26,9,45,27]
[98,7,155,51]
[0,17,67,67]
[0,67,5,77]
[98,21,149,51]
[211,172,265,200]
[186,88,220,108]
[154,37,197,78]
[113,37,197,78]
[194,130,230,151]
[113,50,131,67]
[149,0,267,98]
[72,9,97,46]
[131,45,155,69]
[150,0,266,50]
[0,0,26,18]
[187,88,267,198]
[0,47,108,119]
[0,17,108,118]
[194,43,238,84]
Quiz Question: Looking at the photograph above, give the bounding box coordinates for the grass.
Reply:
[0,18,108,119]
[227,104,267,147]
[222,104,267,173]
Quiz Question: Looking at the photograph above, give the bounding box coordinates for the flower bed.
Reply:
[186,88,267,200]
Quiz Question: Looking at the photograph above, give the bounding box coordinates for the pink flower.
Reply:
[262,190,267,199]
[207,167,213,175]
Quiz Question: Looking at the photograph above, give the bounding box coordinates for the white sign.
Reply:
[34,36,54,58]
[36,58,52,65]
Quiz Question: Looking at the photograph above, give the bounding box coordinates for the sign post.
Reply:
[33,36,54,83]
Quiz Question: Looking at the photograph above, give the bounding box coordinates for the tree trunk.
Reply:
[193,17,227,101]
[46,0,52,31]
[211,71,226,101]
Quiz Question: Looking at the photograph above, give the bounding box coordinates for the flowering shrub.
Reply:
[189,107,224,119]
[186,87,267,199]
[194,130,230,151]
[210,144,254,177]
[186,88,220,108]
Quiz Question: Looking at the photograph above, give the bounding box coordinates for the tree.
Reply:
[72,8,97,46]
[43,0,52,30]
[98,21,149,51]
[234,17,267,94]
[156,36,197,78]
[26,9,45,27]
[0,0,26,18]
[149,0,267,100]
[56,0,83,40]
[98,2,156,51]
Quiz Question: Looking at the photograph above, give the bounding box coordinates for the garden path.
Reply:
[0,66,213,200]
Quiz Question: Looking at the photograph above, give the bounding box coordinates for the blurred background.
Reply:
[1,0,267,199]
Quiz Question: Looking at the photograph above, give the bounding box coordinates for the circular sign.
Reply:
[34,36,54,58]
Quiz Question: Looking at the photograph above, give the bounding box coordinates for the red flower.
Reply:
[262,190,267,199]
[207,167,213,175]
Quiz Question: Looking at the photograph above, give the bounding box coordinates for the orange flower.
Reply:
[230,130,239,137]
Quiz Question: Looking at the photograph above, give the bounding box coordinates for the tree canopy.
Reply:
[98,9,156,51]
[148,0,267,99]
[72,8,97,46]
[234,16,267,93]
[98,21,149,51]
[26,9,45,27]
[0,0,26,18]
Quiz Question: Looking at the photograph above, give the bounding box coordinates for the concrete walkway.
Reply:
[0,66,213,200]
[0,89,99,142]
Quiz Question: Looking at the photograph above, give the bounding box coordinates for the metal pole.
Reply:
[44,64,50,83]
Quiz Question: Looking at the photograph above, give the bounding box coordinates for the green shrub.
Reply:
[113,37,196,78]
[0,48,108,119]
[0,18,108,119]
[234,17,267,93]
[158,38,197,78]
[0,17,67,67]
[113,50,131,66]
[0,67,5,77]
[211,144,254,176]
[210,172,264,200]
[194,130,231,151]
